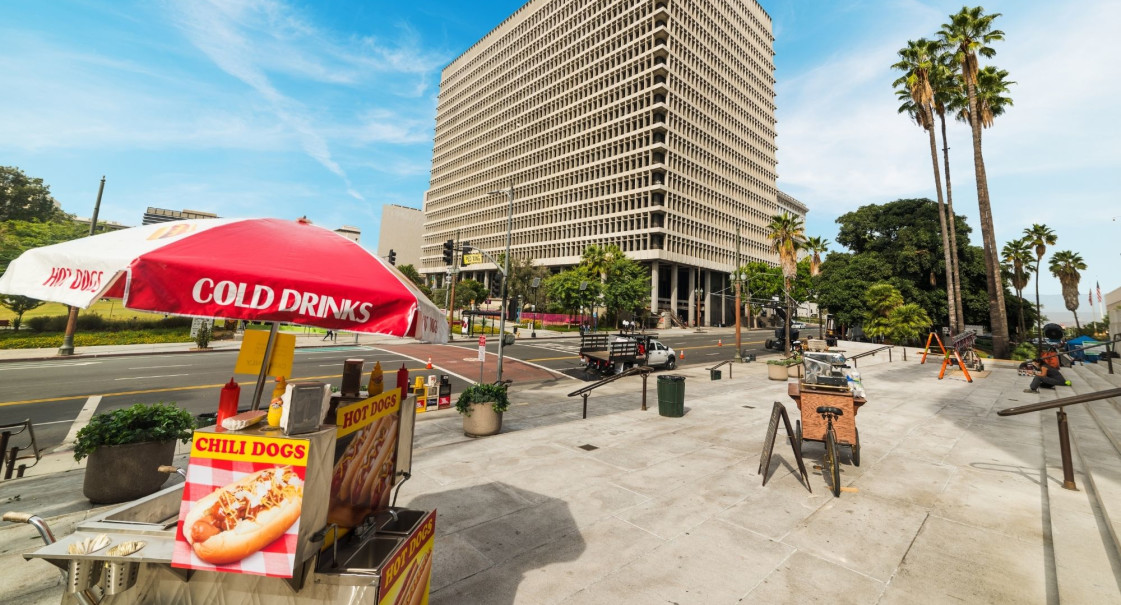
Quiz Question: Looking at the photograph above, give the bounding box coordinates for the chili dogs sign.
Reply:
[172,433,309,578]
[328,389,402,528]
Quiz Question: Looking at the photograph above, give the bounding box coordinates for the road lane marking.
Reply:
[33,419,76,426]
[371,347,477,385]
[0,368,434,408]
[62,395,102,446]
[114,374,189,380]
[0,361,102,371]
[127,364,191,370]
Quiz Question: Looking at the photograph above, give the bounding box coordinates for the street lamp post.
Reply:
[59,176,106,356]
[530,277,541,338]
[487,186,515,383]
[695,287,704,328]
[733,271,746,362]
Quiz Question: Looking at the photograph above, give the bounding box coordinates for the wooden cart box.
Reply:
[787,382,865,445]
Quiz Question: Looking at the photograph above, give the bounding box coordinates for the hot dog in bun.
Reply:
[184,466,303,565]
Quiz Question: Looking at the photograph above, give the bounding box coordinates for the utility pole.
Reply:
[734,227,742,362]
[495,186,514,383]
[446,230,459,340]
[59,176,105,356]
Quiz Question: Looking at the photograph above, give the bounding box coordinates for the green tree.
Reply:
[0,295,44,329]
[886,303,934,344]
[940,5,1010,359]
[498,255,549,313]
[544,267,599,323]
[1049,250,1087,331]
[1001,237,1034,339]
[601,254,649,326]
[453,279,488,310]
[1023,223,1056,350]
[864,283,905,340]
[0,219,87,274]
[767,213,803,353]
[893,37,959,333]
[804,236,830,277]
[0,167,66,222]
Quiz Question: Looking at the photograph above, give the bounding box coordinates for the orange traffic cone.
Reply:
[680,349,685,360]
[426,357,433,369]
[718,339,723,347]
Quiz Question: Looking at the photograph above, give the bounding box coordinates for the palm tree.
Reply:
[1001,237,1035,339]
[893,38,959,335]
[1023,224,1056,351]
[804,236,829,277]
[930,51,966,331]
[1049,250,1087,330]
[767,213,804,354]
[940,6,1010,359]
[804,236,830,338]
[954,65,1014,128]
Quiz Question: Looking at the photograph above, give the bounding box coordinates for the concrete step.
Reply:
[1081,359,1121,387]
[1049,365,1121,600]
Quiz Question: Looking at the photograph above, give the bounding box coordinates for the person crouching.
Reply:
[1024,358,1071,394]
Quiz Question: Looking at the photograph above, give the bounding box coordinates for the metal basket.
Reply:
[101,560,141,595]
[66,559,103,593]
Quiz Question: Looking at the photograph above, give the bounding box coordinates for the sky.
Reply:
[3,0,1117,325]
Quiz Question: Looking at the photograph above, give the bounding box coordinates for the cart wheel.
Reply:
[851,427,861,467]
[825,428,841,497]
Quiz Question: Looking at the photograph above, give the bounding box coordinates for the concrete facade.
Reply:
[422,0,792,326]
[378,204,424,268]
[1106,284,1120,340]
[141,207,218,225]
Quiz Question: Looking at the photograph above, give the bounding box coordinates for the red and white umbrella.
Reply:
[0,217,448,343]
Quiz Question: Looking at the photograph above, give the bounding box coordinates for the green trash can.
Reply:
[709,369,721,381]
[657,375,686,417]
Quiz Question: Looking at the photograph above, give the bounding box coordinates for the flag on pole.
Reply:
[1097,281,1102,303]
[1089,288,1093,306]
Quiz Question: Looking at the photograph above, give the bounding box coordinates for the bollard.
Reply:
[1057,408,1077,490]
[582,393,589,419]
[641,373,649,411]
[1107,341,1114,375]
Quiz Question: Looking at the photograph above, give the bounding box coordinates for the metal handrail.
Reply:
[705,359,734,378]
[849,345,894,367]
[568,366,655,418]
[1056,337,1119,375]
[997,387,1121,417]
[998,387,1121,491]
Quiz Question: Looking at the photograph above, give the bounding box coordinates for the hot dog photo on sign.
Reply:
[329,390,402,528]
[172,434,309,578]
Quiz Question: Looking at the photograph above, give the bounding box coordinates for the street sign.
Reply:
[462,253,483,266]
[478,335,486,361]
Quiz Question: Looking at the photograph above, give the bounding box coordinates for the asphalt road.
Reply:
[0,329,780,452]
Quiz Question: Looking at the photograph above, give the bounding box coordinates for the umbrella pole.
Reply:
[250,322,280,410]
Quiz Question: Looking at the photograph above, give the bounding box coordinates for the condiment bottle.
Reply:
[217,377,240,428]
[267,376,287,428]
[367,361,384,396]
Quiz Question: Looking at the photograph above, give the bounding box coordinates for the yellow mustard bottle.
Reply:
[267,376,287,427]
[367,361,384,396]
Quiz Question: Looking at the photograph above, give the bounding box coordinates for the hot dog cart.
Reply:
[14,388,435,605]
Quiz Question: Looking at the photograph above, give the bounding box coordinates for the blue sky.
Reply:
[3,1,1117,324]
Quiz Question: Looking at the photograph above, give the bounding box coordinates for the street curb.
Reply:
[0,342,370,364]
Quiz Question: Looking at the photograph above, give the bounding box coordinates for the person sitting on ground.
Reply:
[1024,358,1071,394]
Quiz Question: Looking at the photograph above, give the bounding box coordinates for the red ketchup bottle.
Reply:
[396,363,409,400]
[217,377,241,429]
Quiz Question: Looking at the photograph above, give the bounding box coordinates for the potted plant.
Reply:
[455,383,510,437]
[74,402,196,503]
[766,358,790,381]
[787,355,805,378]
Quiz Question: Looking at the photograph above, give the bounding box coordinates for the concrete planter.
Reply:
[83,440,176,504]
[767,364,789,381]
[788,364,804,378]
[462,403,503,437]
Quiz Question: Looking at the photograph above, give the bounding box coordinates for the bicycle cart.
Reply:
[787,381,865,496]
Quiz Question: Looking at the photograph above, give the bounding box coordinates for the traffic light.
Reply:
[387,249,396,265]
[490,273,504,298]
[441,239,454,265]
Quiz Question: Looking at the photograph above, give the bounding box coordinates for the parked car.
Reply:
[790,321,807,329]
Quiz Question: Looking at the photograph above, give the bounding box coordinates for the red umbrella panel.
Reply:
[0,218,448,343]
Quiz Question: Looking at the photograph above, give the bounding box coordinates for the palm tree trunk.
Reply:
[965,74,1010,359]
[1016,287,1025,338]
[1073,310,1081,331]
[939,113,966,331]
[925,115,957,334]
[1035,262,1043,356]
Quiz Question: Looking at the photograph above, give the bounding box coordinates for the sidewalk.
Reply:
[3,340,1094,604]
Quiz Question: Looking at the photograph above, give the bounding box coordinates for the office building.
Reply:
[422,0,792,325]
[377,205,423,267]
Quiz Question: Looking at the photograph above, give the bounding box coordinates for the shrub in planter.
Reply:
[74,402,196,503]
[455,383,510,437]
